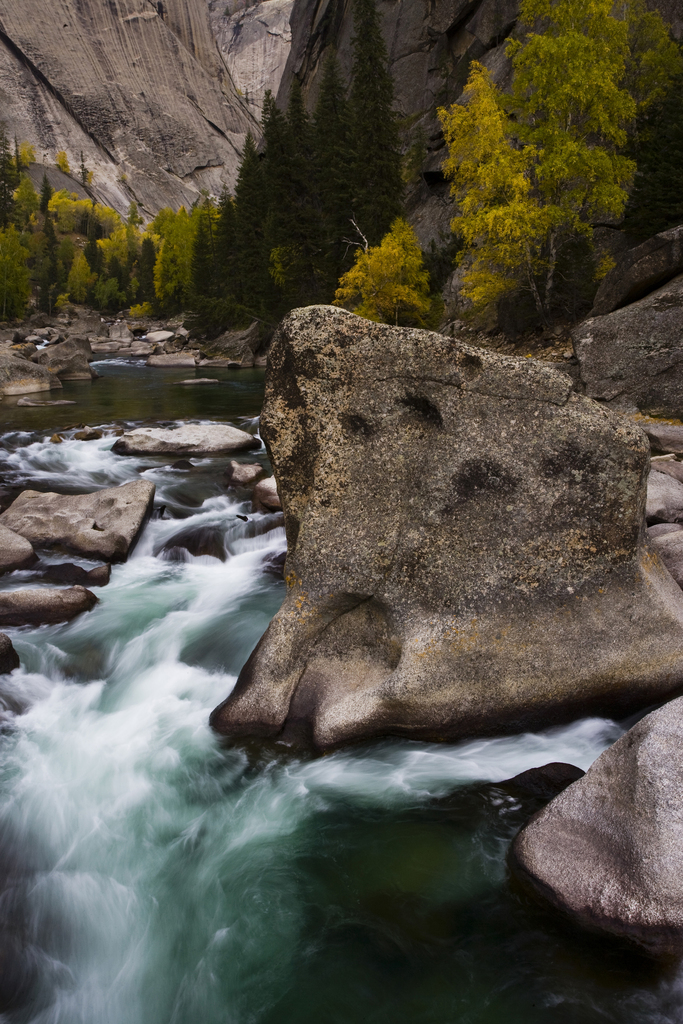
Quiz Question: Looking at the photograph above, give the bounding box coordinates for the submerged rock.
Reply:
[41,563,111,587]
[0,633,20,674]
[510,697,683,958]
[112,424,259,456]
[174,378,219,386]
[501,762,586,802]
[0,480,155,562]
[572,275,683,416]
[0,525,36,574]
[0,586,97,626]
[211,305,683,751]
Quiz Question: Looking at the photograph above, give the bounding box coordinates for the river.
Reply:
[0,357,678,1023]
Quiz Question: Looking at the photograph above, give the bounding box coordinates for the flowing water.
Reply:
[0,360,680,1023]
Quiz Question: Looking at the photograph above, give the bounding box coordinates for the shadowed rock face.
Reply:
[510,697,683,958]
[210,305,683,751]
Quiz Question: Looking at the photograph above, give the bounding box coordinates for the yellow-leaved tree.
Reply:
[438,0,682,324]
[333,218,431,326]
[55,151,71,175]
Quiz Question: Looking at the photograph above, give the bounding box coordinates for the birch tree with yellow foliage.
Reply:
[334,218,431,326]
[438,0,682,325]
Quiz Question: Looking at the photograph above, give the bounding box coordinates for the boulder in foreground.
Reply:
[210,306,683,751]
[112,424,260,456]
[510,697,683,958]
[0,353,62,396]
[572,275,683,417]
[0,587,97,626]
[0,480,155,561]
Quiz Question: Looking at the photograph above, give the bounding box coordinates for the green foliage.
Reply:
[153,206,194,313]
[0,225,30,318]
[13,175,39,227]
[349,0,403,246]
[233,133,269,315]
[314,52,354,292]
[438,0,682,326]
[39,173,53,215]
[55,151,70,175]
[137,236,157,304]
[334,218,431,326]
[17,141,36,169]
[67,251,94,303]
[0,124,18,229]
[623,64,683,239]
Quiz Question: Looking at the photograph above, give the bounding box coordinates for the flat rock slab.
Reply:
[572,275,683,417]
[112,424,260,456]
[0,586,97,626]
[0,480,155,562]
[210,305,683,752]
[146,354,197,368]
[510,696,683,957]
[16,398,76,407]
[642,423,683,454]
[0,525,36,574]
[646,471,683,523]
[174,378,219,386]
[146,331,175,344]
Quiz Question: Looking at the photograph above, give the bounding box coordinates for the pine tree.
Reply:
[84,206,103,276]
[314,51,354,293]
[191,204,217,300]
[38,211,60,313]
[137,236,156,303]
[349,0,403,246]
[0,123,18,228]
[234,132,269,315]
[39,172,53,215]
[215,187,238,290]
[623,70,683,240]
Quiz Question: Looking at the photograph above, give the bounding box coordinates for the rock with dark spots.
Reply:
[0,587,97,626]
[591,225,683,317]
[649,531,683,587]
[572,276,683,416]
[501,762,586,801]
[642,423,683,454]
[648,523,683,538]
[225,461,264,487]
[646,471,683,523]
[157,525,226,562]
[510,697,683,957]
[210,305,683,752]
[252,476,281,513]
[41,562,111,587]
[0,525,36,574]
[31,337,95,380]
[112,424,259,456]
[0,353,61,396]
[0,480,155,562]
[0,633,19,674]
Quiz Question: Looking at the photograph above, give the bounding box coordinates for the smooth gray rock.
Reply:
[210,305,683,752]
[112,424,260,456]
[252,476,281,513]
[642,424,683,455]
[572,275,683,416]
[646,470,683,523]
[650,530,683,586]
[0,525,36,574]
[173,378,219,386]
[225,461,264,487]
[0,633,19,673]
[146,354,196,368]
[31,338,94,380]
[591,225,683,316]
[146,331,175,344]
[648,522,683,538]
[510,696,683,957]
[0,587,97,626]
[0,353,61,396]
[109,322,133,343]
[0,480,155,562]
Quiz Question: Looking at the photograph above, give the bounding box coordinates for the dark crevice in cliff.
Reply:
[0,24,117,164]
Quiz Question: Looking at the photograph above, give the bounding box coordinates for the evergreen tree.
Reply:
[191,204,217,300]
[233,132,269,315]
[38,212,60,313]
[0,123,18,228]
[314,51,354,293]
[39,172,53,215]
[0,226,30,319]
[623,69,683,240]
[137,236,156,303]
[215,187,238,289]
[349,0,403,246]
[84,206,103,276]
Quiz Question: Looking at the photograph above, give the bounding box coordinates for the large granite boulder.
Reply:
[0,480,155,561]
[572,275,683,417]
[510,697,683,957]
[210,306,683,751]
[112,424,260,456]
[0,353,61,396]
[591,224,683,317]
[0,587,97,626]
[31,337,94,380]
